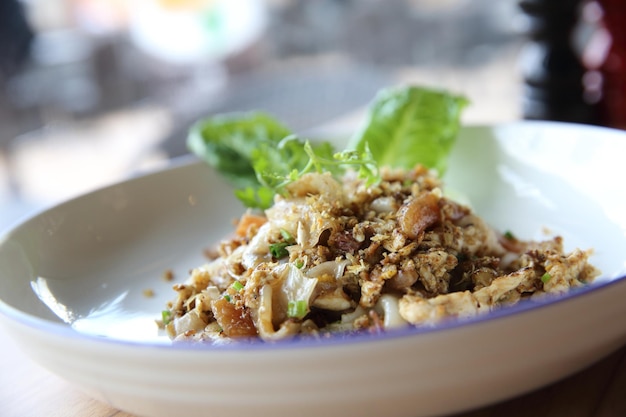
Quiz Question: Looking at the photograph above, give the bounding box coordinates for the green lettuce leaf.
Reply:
[188,112,355,209]
[187,85,468,209]
[347,85,469,175]
[187,112,292,189]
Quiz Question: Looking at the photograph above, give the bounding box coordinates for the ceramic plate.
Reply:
[1,121,626,417]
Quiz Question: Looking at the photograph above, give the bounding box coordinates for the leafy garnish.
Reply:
[189,117,377,209]
[188,85,468,209]
[280,229,294,241]
[269,229,296,259]
[269,242,290,259]
[187,112,291,190]
[287,300,308,319]
[347,85,468,175]
[503,230,516,240]
[161,310,172,325]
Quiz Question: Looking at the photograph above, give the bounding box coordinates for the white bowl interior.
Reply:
[1,121,626,343]
[0,158,243,342]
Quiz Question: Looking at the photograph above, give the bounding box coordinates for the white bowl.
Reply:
[1,121,626,417]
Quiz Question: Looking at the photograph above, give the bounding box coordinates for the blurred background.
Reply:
[0,0,621,232]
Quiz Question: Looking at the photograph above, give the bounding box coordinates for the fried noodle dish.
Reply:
[162,166,599,343]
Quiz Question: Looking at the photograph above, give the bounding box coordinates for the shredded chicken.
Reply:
[160,166,599,342]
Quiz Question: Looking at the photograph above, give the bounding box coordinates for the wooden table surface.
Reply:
[1,323,625,417]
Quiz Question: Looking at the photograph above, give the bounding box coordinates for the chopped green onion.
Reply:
[269,242,290,258]
[224,294,231,302]
[295,259,304,269]
[541,273,552,284]
[269,229,295,259]
[280,228,294,242]
[231,281,244,292]
[161,310,172,325]
[287,300,308,319]
[503,230,515,240]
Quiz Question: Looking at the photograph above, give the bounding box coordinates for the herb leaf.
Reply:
[189,115,378,209]
[347,85,469,175]
[269,242,290,259]
[287,300,308,319]
[234,186,275,210]
[188,86,468,209]
[187,112,292,189]
[161,310,172,325]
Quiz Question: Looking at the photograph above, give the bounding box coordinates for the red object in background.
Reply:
[596,0,626,129]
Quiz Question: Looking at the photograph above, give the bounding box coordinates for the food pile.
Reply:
[159,86,599,342]
[162,167,597,342]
